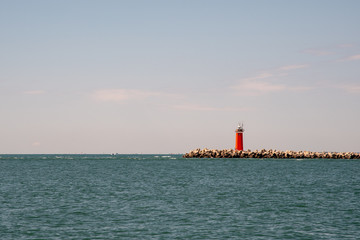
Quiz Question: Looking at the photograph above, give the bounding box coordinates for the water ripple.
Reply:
[0,155,359,239]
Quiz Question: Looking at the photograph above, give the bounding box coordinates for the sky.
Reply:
[1,0,360,154]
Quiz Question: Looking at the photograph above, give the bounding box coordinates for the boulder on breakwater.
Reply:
[183,148,360,159]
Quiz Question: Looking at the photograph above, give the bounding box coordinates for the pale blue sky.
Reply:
[1,0,359,153]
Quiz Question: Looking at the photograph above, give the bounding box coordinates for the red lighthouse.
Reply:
[235,123,244,151]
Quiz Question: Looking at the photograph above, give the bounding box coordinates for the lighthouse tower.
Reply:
[235,123,244,151]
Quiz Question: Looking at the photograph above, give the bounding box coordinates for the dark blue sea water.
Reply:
[1,154,359,239]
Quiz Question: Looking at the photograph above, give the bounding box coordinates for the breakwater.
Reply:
[183,148,360,159]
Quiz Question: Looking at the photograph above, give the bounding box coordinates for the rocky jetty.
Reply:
[183,148,360,159]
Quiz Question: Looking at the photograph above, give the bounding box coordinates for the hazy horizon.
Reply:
[1,0,359,154]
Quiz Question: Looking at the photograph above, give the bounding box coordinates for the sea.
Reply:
[0,154,359,239]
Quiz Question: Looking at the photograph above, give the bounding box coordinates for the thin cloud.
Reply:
[288,86,314,91]
[339,44,355,48]
[240,73,273,82]
[173,104,249,112]
[93,89,181,103]
[32,142,41,146]
[339,54,360,62]
[337,84,360,93]
[232,81,286,96]
[303,44,355,56]
[233,63,311,95]
[240,63,308,83]
[303,49,333,56]
[24,90,45,95]
[278,64,308,71]
[93,89,161,102]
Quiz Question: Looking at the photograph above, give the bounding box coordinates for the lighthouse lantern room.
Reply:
[235,123,244,151]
